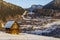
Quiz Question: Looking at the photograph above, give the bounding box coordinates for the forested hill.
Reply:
[0,0,25,22]
[43,0,60,10]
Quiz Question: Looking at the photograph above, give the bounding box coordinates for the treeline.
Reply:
[26,8,60,18]
[0,1,25,22]
[33,9,60,17]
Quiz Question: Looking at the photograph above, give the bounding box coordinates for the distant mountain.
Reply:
[43,0,60,18]
[25,5,43,18]
[26,5,43,12]
[0,0,25,22]
[43,0,60,10]
[25,0,60,18]
[30,5,43,9]
[30,0,60,18]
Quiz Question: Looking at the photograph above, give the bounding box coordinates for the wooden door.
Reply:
[11,29,19,34]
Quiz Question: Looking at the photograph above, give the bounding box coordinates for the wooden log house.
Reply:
[4,20,21,34]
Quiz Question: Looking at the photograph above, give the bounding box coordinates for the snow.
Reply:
[29,30,51,35]
[26,20,60,35]
[28,11,34,14]
[22,11,31,20]
[44,20,60,28]
[4,21,15,28]
[0,32,60,40]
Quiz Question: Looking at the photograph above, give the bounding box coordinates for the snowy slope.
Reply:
[44,20,60,28]
[0,32,60,40]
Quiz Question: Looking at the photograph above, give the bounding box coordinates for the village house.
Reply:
[4,20,21,34]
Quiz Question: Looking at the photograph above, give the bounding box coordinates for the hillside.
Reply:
[43,0,60,10]
[27,5,43,11]
[0,0,25,22]
[43,0,60,18]
[26,0,60,18]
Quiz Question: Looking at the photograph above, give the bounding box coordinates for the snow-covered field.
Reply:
[0,32,60,40]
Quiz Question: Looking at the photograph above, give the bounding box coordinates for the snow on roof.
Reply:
[0,32,59,40]
[4,20,15,28]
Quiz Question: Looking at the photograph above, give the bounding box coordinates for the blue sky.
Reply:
[4,0,53,8]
